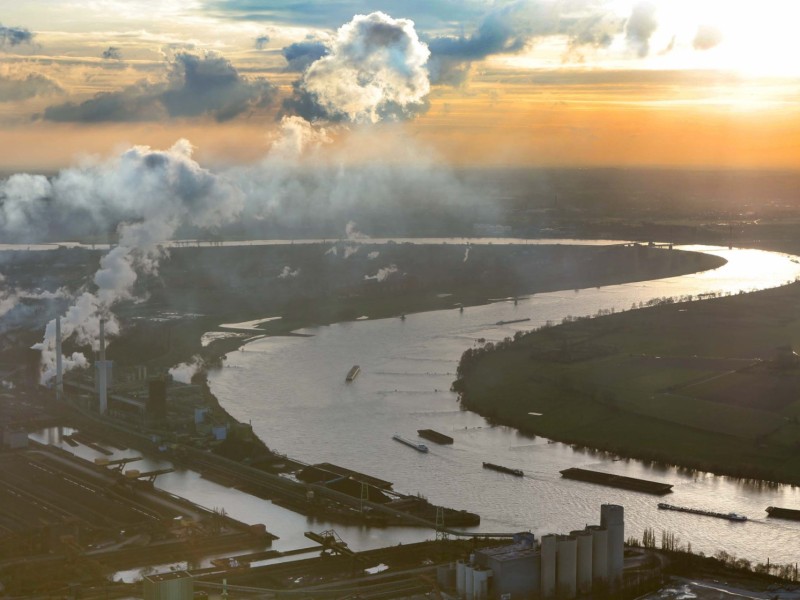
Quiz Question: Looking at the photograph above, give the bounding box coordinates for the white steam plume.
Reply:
[367,251,379,260]
[365,265,398,282]
[278,265,300,278]
[169,355,204,384]
[31,140,243,383]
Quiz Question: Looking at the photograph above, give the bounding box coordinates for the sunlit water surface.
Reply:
[31,243,800,575]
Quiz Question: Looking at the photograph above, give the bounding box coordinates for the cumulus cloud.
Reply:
[283,12,430,123]
[43,51,276,122]
[102,46,122,60]
[0,73,62,102]
[693,25,723,51]
[625,1,658,58]
[281,38,329,72]
[0,24,34,47]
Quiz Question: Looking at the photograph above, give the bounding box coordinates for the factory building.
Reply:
[460,504,624,599]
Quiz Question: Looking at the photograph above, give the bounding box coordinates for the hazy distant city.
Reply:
[1,1,800,599]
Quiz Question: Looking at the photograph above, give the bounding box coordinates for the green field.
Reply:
[455,282,800,484]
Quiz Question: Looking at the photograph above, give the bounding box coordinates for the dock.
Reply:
[560,467,673,495]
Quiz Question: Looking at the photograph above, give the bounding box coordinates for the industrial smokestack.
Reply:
[55,316,63,400]
[97,318,108,415]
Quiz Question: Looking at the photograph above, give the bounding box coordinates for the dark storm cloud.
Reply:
[281,39,329,72]
[255,34,270,49]
[102,46,122,60]
[625,1,658,57]
[0,73,62,102]
[43,52,277,122]
[0,24,34,47]
[693,25,723,51]
[427,1,623,85]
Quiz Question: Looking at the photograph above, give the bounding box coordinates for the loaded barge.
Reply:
[417,429,454,445]
[658,502,747,522]
[483,462,523,477]
[560,467,673,495]
[766,506,800,521]
[496,318,531,326]
[345,365,360,382]
[392,434,429,453]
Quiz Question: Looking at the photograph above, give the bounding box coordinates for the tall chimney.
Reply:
[98,318,107,415]
[55,316,63,400]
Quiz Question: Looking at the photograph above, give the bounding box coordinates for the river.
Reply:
[31,242,800,569]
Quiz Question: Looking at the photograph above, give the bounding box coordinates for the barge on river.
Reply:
[345,365,360,382]
[560,467,673,495]
[417,429,454,445]
[483,462,523,477]
[658,502,747,522]
[766,506,800,521]
[392,434,428,453]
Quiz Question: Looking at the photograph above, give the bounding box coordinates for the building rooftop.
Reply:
[143,571,192,583]
[477,543,540,562]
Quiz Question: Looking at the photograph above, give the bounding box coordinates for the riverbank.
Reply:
[454,279,800,485]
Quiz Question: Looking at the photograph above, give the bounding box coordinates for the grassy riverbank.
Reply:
[454,280,800,484]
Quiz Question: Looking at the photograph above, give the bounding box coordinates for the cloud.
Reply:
[625,1,658,58]
[43,51,276,123]
[0,73,62,102]
[427,1,623,85]
[102,46,122,60]
[255,34,270,50]
[282,12,430,123]
[693,24,723,51]
[281,39,329,72]
[0,24,34,47]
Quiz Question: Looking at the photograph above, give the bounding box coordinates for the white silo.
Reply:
[465,564,474,600]
[540,534,557,599]
[587,525,608,584]
[571,530,593,594]
[456,560,467,598]
[472,568,491,600]
[556,535,577,599]
[601,504,624,588]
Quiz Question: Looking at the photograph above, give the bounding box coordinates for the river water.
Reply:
[205,244,800,565]
[30,242,800,569]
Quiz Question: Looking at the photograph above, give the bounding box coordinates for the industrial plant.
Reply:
[453,505,624,600]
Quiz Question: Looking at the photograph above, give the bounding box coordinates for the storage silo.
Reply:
[556,535,577,599]
[587,525,608,584]
[465,564,474,600]
[571,530,593,594]
[540,534,557,599]
[601,504,624,588]
[456,560,467,597]
[472,568,490,600]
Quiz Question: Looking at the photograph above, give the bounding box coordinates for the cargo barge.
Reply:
[560,467,673,495]
[495,318,531,326]
[483,462,523,477]
[658,502,747,522]
[417,429,454,445]
[392,434,429,453]
[345,365,360,382]
[766,506,800,521]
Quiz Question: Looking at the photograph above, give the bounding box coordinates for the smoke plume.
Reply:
[169,355,204,384]
[365,265,399,282]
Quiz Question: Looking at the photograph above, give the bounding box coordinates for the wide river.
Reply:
[34,241,800,569]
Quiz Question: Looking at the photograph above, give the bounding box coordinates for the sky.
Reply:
[1,0,800,170]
